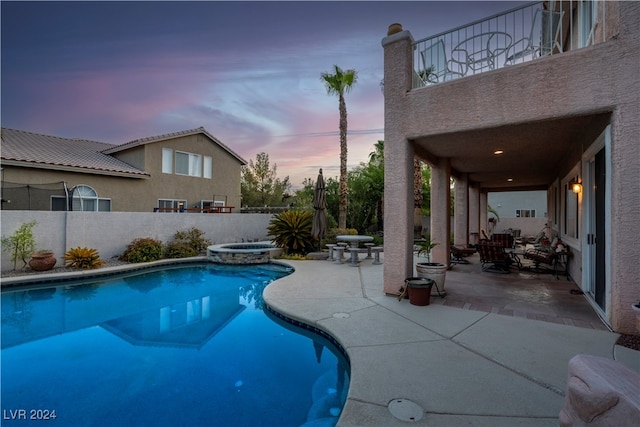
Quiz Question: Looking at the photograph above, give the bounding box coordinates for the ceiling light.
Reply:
[494,150,504,155]
[507,178,513,182]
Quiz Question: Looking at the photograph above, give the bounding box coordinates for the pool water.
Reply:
[1,263,350,427]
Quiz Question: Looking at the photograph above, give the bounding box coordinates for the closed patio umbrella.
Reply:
[311,168,327,249]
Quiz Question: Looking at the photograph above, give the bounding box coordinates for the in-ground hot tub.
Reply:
[207,242,283,265]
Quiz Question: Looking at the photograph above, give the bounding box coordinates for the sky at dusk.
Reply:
[1,0,525,187]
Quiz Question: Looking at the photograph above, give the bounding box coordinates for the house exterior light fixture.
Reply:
[571,181,583,194]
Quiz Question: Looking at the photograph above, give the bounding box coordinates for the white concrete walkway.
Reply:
[264,254,640,426]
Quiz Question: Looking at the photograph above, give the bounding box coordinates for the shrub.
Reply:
[120,238,163,263]
[1,220,37,270]
[175,228,211,253]
[63,247,106,270]
[267,210,314,255]
[325,227,358,243]
[164,241,197,259]
[164,228,211,259]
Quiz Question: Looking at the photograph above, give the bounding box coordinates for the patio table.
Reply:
[336,235,374,248]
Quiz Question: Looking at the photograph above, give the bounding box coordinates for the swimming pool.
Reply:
[1,262,350,426]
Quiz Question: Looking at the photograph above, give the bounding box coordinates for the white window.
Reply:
[162,148,173,174]
[515,209,536,218]
[175,151,202,177]
[561,169,580,242]
[71,185,111,212]
[579,0,598,47]
[204,156,212,179]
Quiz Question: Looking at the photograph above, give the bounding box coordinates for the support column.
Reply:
[430,158,451,264]
[453,174,469,246]
[469,183,480,245]
[480,190,488,239]
[382,25,414,295]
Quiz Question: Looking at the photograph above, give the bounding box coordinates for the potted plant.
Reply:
[415,234,438,262]
[415,235,447,296]
[29,250,57,271]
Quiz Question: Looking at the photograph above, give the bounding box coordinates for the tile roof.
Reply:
[1,128,149,177]
[102,126,247,165]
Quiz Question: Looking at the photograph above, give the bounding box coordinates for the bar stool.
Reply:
[364,242,374,259]
[326,244,337,261]
[372,246,383,265]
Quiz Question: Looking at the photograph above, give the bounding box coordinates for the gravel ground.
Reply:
[2,260,639,352]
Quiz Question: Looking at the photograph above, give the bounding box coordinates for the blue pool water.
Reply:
[1,263,350,426]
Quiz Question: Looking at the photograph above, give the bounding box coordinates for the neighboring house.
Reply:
[1,127,246,212]
[382,1,639,333]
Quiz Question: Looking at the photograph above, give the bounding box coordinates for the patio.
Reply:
[265,252,639,426]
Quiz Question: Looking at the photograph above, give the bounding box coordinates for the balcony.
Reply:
[412,1,603,88]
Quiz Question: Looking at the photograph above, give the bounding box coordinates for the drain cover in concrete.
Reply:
[388,398,424,422]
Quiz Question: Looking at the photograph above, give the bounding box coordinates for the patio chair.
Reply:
[523,247,556,273]
[477,243,512,273]
[419,39,464,84]
[490,233,514,249]
[450,245,476,264]
[506,9,564,65]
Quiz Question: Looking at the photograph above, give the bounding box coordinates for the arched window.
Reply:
[70,185,111,211]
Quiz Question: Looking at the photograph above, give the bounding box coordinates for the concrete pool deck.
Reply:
[264,253,640,426]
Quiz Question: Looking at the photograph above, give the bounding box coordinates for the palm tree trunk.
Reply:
[338,93,348,229]
[413,158,423,239]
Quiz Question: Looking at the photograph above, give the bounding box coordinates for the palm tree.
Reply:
[413,158,423,239]
[321,65,358,229]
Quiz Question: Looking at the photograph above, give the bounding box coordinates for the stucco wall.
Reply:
[0,211,273,272]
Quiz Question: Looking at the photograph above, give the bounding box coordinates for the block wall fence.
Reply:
[1,211,273,272]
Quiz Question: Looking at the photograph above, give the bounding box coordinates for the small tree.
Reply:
[241,152,291,207]
[1,221,37,270]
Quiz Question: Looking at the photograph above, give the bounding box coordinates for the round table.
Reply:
[336,235,374,247]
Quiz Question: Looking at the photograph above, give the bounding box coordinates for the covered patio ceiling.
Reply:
[412,112,611,192]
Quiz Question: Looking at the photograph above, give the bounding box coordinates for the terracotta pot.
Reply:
[405,277,433,306]
[416,262,447,296]
[29,252,57,271]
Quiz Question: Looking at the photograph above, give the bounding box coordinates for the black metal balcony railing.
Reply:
[412,1,601,88]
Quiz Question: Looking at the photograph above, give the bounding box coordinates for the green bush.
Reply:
[267,210,314,255]
[325,227,358,243]
[164,241,197,259]
[164,228,211,259]
[120,238,163,263]
[175,227,211,253]
[63,246,106,270]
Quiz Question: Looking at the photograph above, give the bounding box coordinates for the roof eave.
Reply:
[0,160,150,178]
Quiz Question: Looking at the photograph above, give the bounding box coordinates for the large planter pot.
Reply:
[405,277,434,306]
[416,262,447,296]
[28,252,57,271]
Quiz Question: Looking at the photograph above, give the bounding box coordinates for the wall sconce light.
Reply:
[571,181,582,194]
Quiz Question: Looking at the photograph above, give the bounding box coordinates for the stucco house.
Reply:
[382,1,639,333]
[1,127,246,212]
